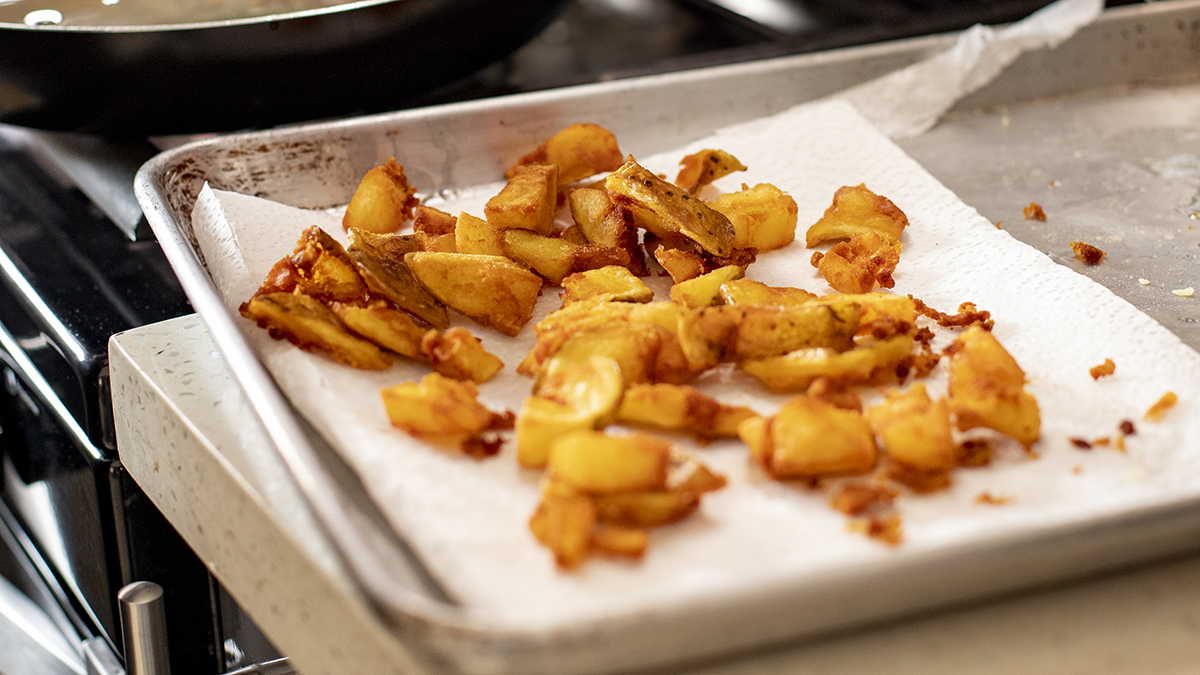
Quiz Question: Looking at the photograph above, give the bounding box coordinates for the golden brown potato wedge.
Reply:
[567,187,648,276]
[536,322,696,388]
[675,149,747,194]
[346,228,450,328]
[519,300,682,376]
[516,355,625,469]
[560,266,654,306]
[412,204,457,236]
[741,334,914,394]
[548,430,671,494]
[508,123,624,187]
[592,489,699,528]
[503,229,578,285]
[669,265,744,309]
[805,183,908,248]
[710,183,797,251]
[606,159,735,256]
[404,252,543,337]
[454,212,506,257]
[381,372,510,439]
[529,494,596,569]
[741,395,878,479]
[865,383,957,472]
[240,292,391,370]
[485,163,558,235]
[946,326,1040,448]
[288,226,367,303]
[718,278,816,308]
[329,299,427,360]
[341,158,418,234]
[615,383,758,440]
[420,327,504,384]
[676,301,860,371]
[590,525,649,559]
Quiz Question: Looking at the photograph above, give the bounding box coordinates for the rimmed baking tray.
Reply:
[134,3,1200,673]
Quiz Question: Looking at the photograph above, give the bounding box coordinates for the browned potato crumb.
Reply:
[974,491,1012,505]
[1089,358,1116,380]
[1023,202,1046,221]
[1144,391,1178,421]
[1070,241,1106,265]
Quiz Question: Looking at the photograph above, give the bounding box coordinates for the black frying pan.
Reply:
[0,0,571,136]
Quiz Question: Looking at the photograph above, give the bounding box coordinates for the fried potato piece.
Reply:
[485,163,558,235]
[676,301,860,371]
[508,123,624,187]
[865,383,957,473]
[654,246,707,283]
[412,204,457,236]
[346,228,450,328]
[405,252,543,337]
[288,226,367,303]
[560,266,654,306]
[606,158,735,256]
[455,212,506,257]
[421,327,504,384]
[516,355,625,469]
[740,396,877,479]
[549,430,671,494]
[254,257,300,296]
[813,231,901,294]
[741,333,914,394]
[946,326,1040,448]
[710,183,797,251]
[529,494,596,569]
[536,322,695,389]
[645,233,757,283]
[342,158,418,234]
[822,293,916,332]
[669,265,744,309]
[718,278,816,307]
[329,299,427,360]
[503,229,578,285]
[590,525,649,559]
[805,184,908,248]
[241,292,391,370]
[519,300,682,376]
[675,149,747,194]
[381,372,511,441]
[615,383,758,440]
[568,187,648,276]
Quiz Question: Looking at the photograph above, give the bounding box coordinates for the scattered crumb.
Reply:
[830,483,897,516]
[1124,466,1147,482]
[995,219,1004,230]
[1144,391,1178,421]
[1089,358,1116,380]
[1093,436,1111,447]
[1070,241,1106,265]
[1049,180,1061,188]
[1119,419,1136,436]
[956,438,993,467]
[848,514,903,546]
[1172,287,1195,298]
[1138,278,1151,286]
[1023,202,1046,220]
[974,491,1013,506]
[1071,465,1083,475]
[1069,437,1093,450]
[1115,435,1126,452]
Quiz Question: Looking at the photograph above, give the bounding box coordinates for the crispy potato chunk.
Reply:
[741,396,877,479]
[405,252,543,337]
[421,327,504,384]
[503,229,578,285]
[606,159,735,256]
[865,383,957,472]
[669,265,745,309]
[823,293,916,332]
[329,300,427,360]
[342,158,418,234]
[485,164,558,235]
[253,257,300,296]
[946,326,1040,448]
[653,246,707,283]
[516,355,625,469]
[346,228,449,328]
[381,372,510,440]
[412,204,457,236]
[520,300,682,376]
[455,212,506,257]
[710,183,797,251]
[508,123,624,187]
[814,231,901,294]
[288,226,367,303]
[536,322,695,389]
[676,301,860,371]
[615,383,758,439]
[718,278,816,308]
[560,266,654,306]
[675,149,748,194]
[590,525,649,559]
[742,334,914,393]
[567,188,647,276]
[549,430,671,494]
[529,495,596,569]
[241,292,391,370]
[805,184,908,248]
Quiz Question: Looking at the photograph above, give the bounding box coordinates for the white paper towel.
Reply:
[193,98,1200,628]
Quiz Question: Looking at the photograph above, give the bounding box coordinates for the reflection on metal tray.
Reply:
[133,2,1200,674]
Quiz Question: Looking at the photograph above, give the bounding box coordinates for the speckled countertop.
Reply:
[110,315,1200,675]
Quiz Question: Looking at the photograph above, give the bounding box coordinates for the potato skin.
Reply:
[606,159,735,257]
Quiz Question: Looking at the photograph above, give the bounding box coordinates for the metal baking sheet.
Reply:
[134,3,1200,674]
